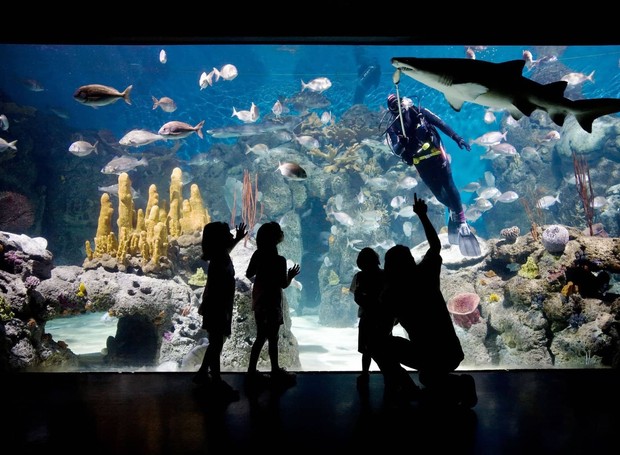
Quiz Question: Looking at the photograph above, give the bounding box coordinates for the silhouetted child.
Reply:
[349,247,389,389]
[246,221,300,389]
[381,193,477,407]
[193,221,247,402]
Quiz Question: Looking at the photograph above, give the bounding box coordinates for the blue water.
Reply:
[2,42,620,281]
[3,44,619,189]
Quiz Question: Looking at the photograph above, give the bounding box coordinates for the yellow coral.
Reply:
[488,293,500,302]
[168,167,182,237]
[561,281,577,297]
[518,256,540,279]
[76,282,87,298]
[84,166,211,273]
[327,270,340,285]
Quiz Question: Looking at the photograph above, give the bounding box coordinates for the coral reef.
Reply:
[447,292,481,329]
[518,256,540,279]
[542,224,570,254]
[83,167,211,276]
[500,226,520,243]
[0,191,35,232]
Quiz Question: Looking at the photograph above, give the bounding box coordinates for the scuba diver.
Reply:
[353,48,381,104]
[353,62,381,104]
[383,76,481,256]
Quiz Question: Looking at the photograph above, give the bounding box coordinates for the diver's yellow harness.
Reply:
[411,142,442,165]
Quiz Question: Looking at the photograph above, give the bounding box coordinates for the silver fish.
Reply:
[214,64,238,81]
[0,137,18,152]
[98,183,139,199]
[301,77,332,93]
[119,129,165,147]
[69,140,98,157]
[101,155,149,174]
[158,120,205,139]
[536,193,561,210]
[73,84,133,107]
[0,114,9,131]
[152,96,177,113]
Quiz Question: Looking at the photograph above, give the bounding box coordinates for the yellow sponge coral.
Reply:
[84,167,211,273]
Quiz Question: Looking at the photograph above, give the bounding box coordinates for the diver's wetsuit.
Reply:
[386,103,467,223]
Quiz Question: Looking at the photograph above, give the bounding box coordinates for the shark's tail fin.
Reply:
[571,98,620,133]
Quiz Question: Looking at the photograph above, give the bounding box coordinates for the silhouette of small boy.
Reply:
[245,221,300,390]
[193,221,247,403]
[349,247,388,389]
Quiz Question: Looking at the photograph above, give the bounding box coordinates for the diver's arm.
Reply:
[422,108,470,151]
[413,193,441,254]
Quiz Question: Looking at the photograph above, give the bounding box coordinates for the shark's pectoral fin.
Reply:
[549,113,567,128]
[445,83,488,111]
[445,94,465,111]
[513,99,539,117]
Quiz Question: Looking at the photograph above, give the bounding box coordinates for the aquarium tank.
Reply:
[1,42,619,373]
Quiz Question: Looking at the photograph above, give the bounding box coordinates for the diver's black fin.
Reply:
[448,218,460,245]
[458,232,481,257]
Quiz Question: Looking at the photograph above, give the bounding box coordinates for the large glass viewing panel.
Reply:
[1,43,619,373]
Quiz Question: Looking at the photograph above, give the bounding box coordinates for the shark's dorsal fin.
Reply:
[545,80,569,97]
[497,59,527,75]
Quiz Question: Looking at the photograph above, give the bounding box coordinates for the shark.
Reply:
[207,116,302,138]
[391,57,620,133]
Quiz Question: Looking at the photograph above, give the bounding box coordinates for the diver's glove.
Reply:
[397,134,410,146]
[455,136,471,151]
[459,222,472,236]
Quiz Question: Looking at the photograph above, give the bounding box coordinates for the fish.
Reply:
[207,116,301,138]
[470,131,507,147]
[73,84,133,107]
[101,155,149,174]
[561,71,595,86]
[301,77,332,93]
[0,114,9,131]
[272,100,283,117]
[295,135,320,150]
[199,71,214,89]
[98,183,140,199]
[536,192,561,209]
[245,143,270,156]
[277,161,307,180]
[22,79,44,92]
[496,190,519,203]
[214,64,238,81]
[152,96,177,112]
[69,140,98,157]
[158,120,205,139]
[462,182,481,192]
[391,57,620,133]
[330,211,355,226]
[232,103,259,123]
[159,49,167,64]
[119,129,166,147]
[0,137,18,152]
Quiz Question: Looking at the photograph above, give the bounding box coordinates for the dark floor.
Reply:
[7,369,619,454]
